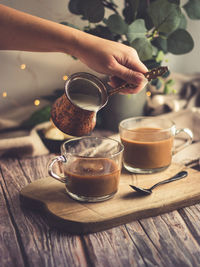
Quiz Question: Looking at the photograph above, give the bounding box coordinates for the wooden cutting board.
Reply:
[20,163,200,234]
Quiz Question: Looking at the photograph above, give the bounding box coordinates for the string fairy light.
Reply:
[146,91,151,97]
[34,99,40,106]
[62,75,68,81]
[3,56,69,108]
[2,91,7,98]
[20,61,41,107]
[20,63,26,70]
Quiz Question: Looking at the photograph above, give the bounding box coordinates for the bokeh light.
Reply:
[34,99,40,106]
[20,64,26,70]
[62,75,68,81]
[2,91,7,98]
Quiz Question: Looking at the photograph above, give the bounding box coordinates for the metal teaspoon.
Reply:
[129,171,188,195]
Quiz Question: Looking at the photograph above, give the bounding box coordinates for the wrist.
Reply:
[68,29,101,59]
[57,25,86,57]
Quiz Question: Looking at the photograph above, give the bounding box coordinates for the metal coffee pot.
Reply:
[51,72,124,137]
[51,67,168,137]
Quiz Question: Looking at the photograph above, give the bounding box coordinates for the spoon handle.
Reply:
[150,171,188,190]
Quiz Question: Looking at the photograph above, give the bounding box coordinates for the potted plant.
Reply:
[58,0,199,131]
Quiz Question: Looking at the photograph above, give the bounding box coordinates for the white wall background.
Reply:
[0,0,200,122]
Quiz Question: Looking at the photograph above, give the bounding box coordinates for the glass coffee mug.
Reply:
[48,136,124,202]
[119,117,193,174]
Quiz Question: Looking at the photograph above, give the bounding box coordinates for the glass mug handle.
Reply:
[173,128,193,154]
[48,155,66,183]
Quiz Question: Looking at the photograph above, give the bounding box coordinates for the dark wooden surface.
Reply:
[1,154,200,267]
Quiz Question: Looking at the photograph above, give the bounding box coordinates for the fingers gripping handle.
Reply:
[48,155,66,183]
[108,66,169,96]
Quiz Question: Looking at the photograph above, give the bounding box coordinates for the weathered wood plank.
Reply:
[0,169,25,267]
[178,204,200,245]
[136,210,200,266]
[0,157,89,267]
[82,225,147,267]
[82,221,169,267]
[125,222,165,267]
[18,155,52,182]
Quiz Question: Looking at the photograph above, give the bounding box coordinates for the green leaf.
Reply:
[137,0,149,19]
[167,29,194,54]
[79,0,105,23]
[86,26,114,40]
[126,19,147,42]
[153,36,168,53]
[183,0,200,19]
[156,51,165,62]
[148,0,182,33]
[106,14,128,35]
[152,45,158,56]
[178,13,187,29]
[22,106,51,128]
[166,79,175,86]
[168,0,180,4]
[164,84,171,94]
[131,38,153,61]
[163,81,175,94]
[162,70,170,78]
[143,60,161,70]
[150,78,163,89]
[68,0,82,15]
[123,0,139,23]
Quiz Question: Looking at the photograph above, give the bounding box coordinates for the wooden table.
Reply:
[1,153,200,267]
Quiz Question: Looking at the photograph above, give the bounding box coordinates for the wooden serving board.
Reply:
[20,163,200,234]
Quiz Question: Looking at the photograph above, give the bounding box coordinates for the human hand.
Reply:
[74,33,148,94]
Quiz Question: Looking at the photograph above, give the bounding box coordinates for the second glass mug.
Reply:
[119,117,193,174]
[48,136,124,202]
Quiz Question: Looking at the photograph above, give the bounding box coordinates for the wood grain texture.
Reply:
[83,223,164,267]
[20,163,200,234]
[0,157,88,267]
[137,212,200,266]
[0,172,25,267]
[1,154,200,267]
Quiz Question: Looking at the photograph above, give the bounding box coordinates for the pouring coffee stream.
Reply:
[51,66,168,137]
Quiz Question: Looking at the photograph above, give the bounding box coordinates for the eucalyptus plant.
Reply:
[61,0,200,93]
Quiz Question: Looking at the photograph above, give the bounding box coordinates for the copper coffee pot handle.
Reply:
[108,66,168,96]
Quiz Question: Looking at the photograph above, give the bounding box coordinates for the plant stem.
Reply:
[102,0,119,14]
[146,27,160,41]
